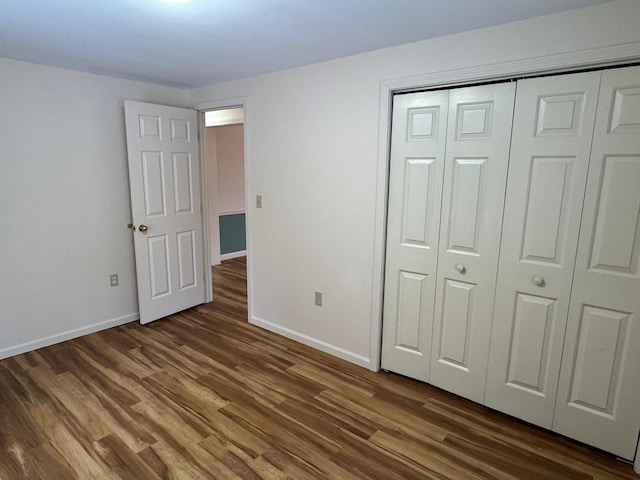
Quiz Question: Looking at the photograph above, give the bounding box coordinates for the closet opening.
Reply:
[379,64,640,461]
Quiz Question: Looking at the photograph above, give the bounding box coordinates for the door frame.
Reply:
[195,97,251,314]
[370,42,640,469]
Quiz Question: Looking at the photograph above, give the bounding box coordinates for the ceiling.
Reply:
[1,0,615,89]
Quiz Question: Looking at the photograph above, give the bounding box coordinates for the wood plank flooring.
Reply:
[0,256,637,479]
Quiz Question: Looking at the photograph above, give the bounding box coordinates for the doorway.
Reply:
[201,105,249,320]
[203,107,246,267]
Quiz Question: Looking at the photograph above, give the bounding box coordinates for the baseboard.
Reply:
[0,312,139,360]
[250,315,371,369]
[220,250,247,261]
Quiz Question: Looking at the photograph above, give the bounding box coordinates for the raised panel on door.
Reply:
[485,71,601,427]
[173,153,194,214]
[381,91,449,382]
[437,279,475,369]
[148,235,171,298]
[141,151,167,217]
[505,293,557,395]
[429,82,515,403]
[554,66,640,460]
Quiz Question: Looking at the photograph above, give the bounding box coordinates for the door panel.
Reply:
[177,230,197,289]
[402,158,436,245]
[506,293,557,395]
[148,235,171,298]
[520,157,574,264]
[381,91,449,382]
[173,153,195,214]
[485,72,601,427]
[447,158,485,253]
[438,279,475,370]
[142,151,167,217]
[429,82,515,403]
[553,66,640,460]
[394,271,430,352]
[566,305,628,413]
[125,100,205,324]
[588,156,640,274]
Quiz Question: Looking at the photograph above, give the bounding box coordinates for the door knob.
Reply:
[138,224,149,233]
[532,276,545,287]
[455,264,466,274]
[127,223,135,230]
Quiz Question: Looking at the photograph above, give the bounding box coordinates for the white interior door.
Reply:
[429,82,515,403]
[381,90,449,382]
[553,65,640,460]
[124,100,205,324]
[485,71,601,427]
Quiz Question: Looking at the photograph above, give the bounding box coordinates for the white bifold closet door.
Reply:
[429,83,515,403]
[484,71,601,428]
[381,90,449,383]
[553,65,640,460]
[381,82,515,396]
[383,66,640,460]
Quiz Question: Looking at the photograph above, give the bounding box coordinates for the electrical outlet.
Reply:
[314,291,323,306]
[256,195,263,208]
[109,274,119,287]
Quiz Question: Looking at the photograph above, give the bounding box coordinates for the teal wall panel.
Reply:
[219,213,246,255]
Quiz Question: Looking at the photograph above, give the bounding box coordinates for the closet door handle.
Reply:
[532,276,545,287]
[455,264,466,274]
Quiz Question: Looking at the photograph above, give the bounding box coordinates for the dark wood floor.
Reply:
[0,256,637,479]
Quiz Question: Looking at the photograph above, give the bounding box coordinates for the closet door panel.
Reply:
[381,91,449,382]
[506,293,557,394]
[553,66,640,460]
[485,72,601,427]
[429,82,515,403]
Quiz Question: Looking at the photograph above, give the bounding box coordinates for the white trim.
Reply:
[193,97,247,112]
[203,114,221,268]
[220,250,247,261]
[219,210,246,216]
[367,80,394,373]
[198,111,215,301]
[383,42,640,93]
[250,315,371,369]
[0,313,138,360]
[204,107,244,127]
[193,95,253,323]
[369,42,640,374]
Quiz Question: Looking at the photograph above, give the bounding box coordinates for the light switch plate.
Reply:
[256,195,263,208]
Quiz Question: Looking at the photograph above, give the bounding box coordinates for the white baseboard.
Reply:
[0,312,139,360]
[250,315,371,369]
[220,250,247,261]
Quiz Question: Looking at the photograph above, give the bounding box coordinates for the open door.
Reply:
[124,100,205,324]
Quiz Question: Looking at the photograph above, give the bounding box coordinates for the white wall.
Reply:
[205,123,246,266]
[0,58,188,358]
[215,124,245,215]
[189,0,640,367]
[205,126,221,266]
